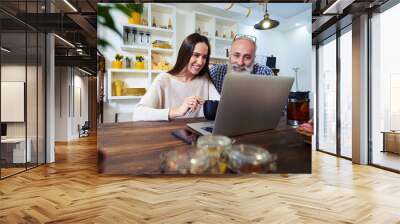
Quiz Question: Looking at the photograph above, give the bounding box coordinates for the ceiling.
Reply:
[268,3,312,19]
[0,30,45,64]
[195,3,311,24]
[0,0,98,73]
[0,0,391,71]
[230,3,312,19]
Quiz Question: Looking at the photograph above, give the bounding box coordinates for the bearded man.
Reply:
[209,35,273,93]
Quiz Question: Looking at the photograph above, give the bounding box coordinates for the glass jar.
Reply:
[196,135,232,174]
[123,27,129,44]
[161,150,190,174]
[127,28,133,45]
[145,32,151,46]
[139,31,144,45]
[132,28,137,45]
[189,148,210,174]
[128,28,137,45]
[196,135,232,156]
[227,144,277,174]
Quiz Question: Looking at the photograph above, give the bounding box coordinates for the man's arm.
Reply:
[254,63,274,76]
[208,64,227,93]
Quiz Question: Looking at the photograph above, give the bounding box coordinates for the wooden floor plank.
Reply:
[0,135,400,223]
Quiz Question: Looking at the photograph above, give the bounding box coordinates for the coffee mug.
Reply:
[203,100,219,120]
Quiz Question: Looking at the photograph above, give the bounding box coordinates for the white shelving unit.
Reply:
[151,70,165,73]
[107,69,149,100]
[109,95,143,100]
[193,12,238,63]
[211,55,229,60]
[123,23,174,36]
[121,45,148,53]
[108,68,148,73]
[107,3,176,100]
[215,37,234,42]
[151,47,174,54]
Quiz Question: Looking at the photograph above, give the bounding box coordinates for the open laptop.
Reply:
[187,73,294,136]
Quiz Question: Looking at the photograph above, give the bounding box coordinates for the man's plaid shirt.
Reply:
[209,63,273,93]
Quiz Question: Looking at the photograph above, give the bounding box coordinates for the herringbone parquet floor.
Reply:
[1,135,400,223]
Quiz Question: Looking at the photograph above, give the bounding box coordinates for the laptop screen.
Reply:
[1,123,7,137]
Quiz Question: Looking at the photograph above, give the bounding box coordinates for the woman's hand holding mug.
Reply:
[191,96,204,113]
[169,96,204,119]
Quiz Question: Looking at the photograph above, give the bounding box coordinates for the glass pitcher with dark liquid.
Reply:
[287,91,310,126]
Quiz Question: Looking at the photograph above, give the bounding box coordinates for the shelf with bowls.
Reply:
[108,95,143,100]
[107,3,176,101]
[210,55,229,60]
[215,37,233,42]
[211,55,229,60]
[151,70,168,73]
[193,11,237,65]
[121,45,149,53]
[107,69,149,101]
[151,47,174,54]
[108,68,148,73]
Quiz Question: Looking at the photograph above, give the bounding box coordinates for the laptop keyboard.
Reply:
[201,127,214,133]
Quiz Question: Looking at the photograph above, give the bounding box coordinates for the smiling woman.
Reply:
[168,33,210,78]
[133,33,220,121]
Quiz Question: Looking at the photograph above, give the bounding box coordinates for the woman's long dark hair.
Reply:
[168,33,211,77]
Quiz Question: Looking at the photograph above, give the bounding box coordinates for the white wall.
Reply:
[55,67,69,141]
[1,64,46,163]
[99,3,312,123]
[281,14,312,92]
[175,8,194,53]
[73,73,89,138]
[1,65,26,142]
[1,65,39,137]
[54,67,89,141]
[238,25,285,67]
[239,9,312,92]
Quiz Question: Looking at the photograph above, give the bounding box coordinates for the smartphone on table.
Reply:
[171,129,200,145]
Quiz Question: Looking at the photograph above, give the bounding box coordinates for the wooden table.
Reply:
[97,118,311,175]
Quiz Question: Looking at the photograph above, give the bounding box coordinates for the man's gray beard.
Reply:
[227,62,255,74]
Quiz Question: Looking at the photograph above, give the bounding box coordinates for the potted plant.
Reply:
[135,56,145,70]
[127,3,144,25]
[112,54,124,69]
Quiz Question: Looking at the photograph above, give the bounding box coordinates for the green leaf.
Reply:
[97,39,111,49]
[98,3,143,52]
[98,4,122,38]
[114,4,133,17]
[126,3,144,14]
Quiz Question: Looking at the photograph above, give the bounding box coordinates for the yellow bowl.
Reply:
[126,88,146,96]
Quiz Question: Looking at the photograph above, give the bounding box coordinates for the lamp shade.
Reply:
[254,13,279,30]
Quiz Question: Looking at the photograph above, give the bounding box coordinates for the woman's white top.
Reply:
[133,72,220,121]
